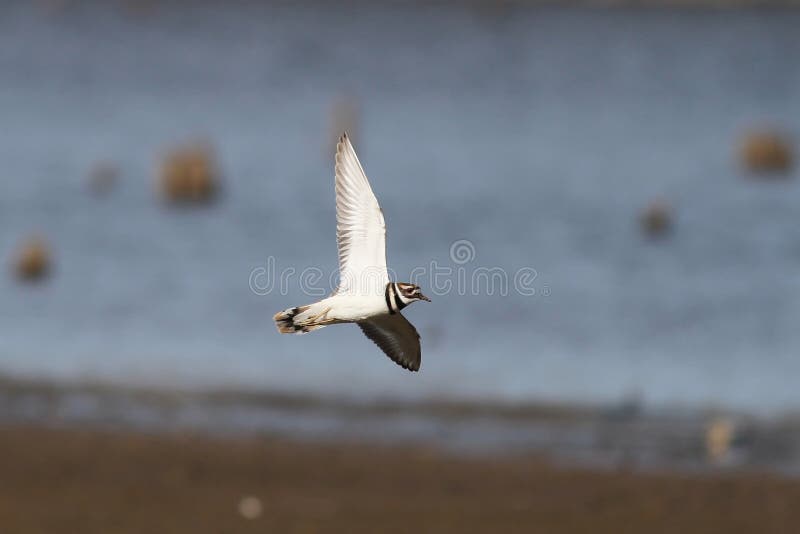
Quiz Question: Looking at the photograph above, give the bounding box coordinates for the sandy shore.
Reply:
[1,424,798,533]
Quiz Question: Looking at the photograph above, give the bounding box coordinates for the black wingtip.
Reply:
[336,133,349,154]
[404,360,421,372]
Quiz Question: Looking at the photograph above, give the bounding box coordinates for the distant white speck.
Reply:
[238,496,262,520]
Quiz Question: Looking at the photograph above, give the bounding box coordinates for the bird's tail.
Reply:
[273,303,330,334]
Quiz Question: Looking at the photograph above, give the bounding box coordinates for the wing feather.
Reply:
[358,314,421,372]
[334,133,389,296]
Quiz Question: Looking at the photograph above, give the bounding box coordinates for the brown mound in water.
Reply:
[13,236,52,282]
[158,142,220,204]
[740,130,793,175]
[640,199,673,238]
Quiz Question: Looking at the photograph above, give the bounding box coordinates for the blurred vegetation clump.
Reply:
[13,236,52,282]
[740,130,793,175]
[640,199,672,238]
[158,142,220,205]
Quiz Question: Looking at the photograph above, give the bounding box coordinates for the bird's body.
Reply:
[274,134,430,372]
[275,294,387,330]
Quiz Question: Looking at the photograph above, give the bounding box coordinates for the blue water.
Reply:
[2,2,800,413]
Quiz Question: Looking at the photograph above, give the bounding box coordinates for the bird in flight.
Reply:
[274,133,431,371]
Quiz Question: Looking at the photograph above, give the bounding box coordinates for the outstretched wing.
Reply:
[334,133,389,296]
[358,313,421,372]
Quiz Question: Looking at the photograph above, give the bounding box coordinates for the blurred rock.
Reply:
[640,199,672,238]
[13,236,52,282]
[328,94,360,155]
[88,162,119,196]
[740,130,793,174]
[158,142,220,205]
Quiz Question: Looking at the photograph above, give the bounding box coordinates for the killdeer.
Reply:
[274,133,431,371]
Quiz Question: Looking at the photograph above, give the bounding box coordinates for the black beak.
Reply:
[418,293,431,302]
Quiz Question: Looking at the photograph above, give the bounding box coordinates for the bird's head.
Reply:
[395,283,431,305]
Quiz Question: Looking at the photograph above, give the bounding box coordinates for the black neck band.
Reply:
[385,283,396,314]
[393,284,407,312]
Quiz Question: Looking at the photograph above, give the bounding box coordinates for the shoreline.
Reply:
[1,423,799,533]
[2,373,800,475]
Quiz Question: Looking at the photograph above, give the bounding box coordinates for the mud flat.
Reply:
[1,423,799,534]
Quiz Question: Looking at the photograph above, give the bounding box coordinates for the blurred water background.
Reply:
[2,1,800,422]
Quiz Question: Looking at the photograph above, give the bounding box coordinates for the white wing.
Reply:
[358,314,421,372]
[334,133,389,296]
